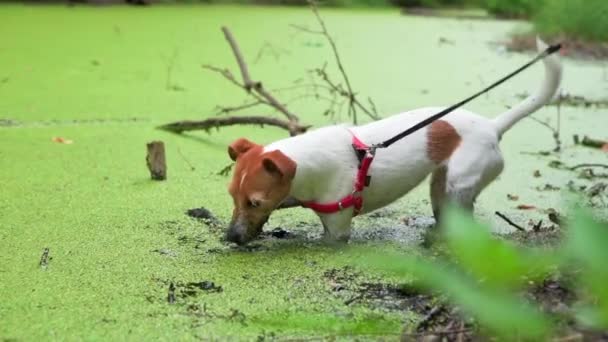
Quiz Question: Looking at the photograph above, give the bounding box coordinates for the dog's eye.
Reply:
[247,199,261,208]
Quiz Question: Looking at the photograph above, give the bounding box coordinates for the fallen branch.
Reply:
[160,6,380,138]
[570,163,608,170]
[161,27,308,137]
[159,116,310,135]
[495,211,526,232]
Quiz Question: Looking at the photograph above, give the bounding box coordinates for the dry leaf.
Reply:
[52,137,73,144]
[602,143,608,152]
[517,204,537,210]
[533,170,541,178]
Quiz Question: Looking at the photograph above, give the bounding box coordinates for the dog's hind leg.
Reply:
[439,142,504,216]
[430,166,448,222]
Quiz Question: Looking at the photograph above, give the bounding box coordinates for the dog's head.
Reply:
[225,138,296,245]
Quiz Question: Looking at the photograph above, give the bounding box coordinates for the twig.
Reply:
[222,27,255,91]
[217,163,234,176]
[215,101,264,115]
[495,211,526,232]
[220,27,299,123]
[417,305,445,331]
[529,116,561,152]
[39,247,50,269]
[163,26,311,137]
[533,219,543,232]
[177,147,196,171]
[162,48,183,91]
[158,116,310,135]
[304,0,380,123]
[253,41,289,64]
[289,24,323,35]
[570,163,608,170]
[402,328,472,339]
[167,282,176,304]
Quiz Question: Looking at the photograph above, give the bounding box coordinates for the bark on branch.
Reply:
[159,116,310,135]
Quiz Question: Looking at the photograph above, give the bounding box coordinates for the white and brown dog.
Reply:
[225,39,562,245]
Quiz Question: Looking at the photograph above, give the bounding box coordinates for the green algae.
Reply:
[1,4,607,340]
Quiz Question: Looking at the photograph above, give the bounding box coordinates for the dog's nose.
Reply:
[225,228,245,245]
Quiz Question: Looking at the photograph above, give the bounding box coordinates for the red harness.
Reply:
[301,133,375,216]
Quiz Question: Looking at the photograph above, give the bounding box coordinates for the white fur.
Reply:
[265,39,562,240]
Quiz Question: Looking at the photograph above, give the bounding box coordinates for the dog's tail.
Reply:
[493,37,563,136]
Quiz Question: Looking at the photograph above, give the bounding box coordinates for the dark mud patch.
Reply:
[506,33,608,60]
[323,267,475,340]
[186,207,222,227]
[158,279,223,304]
[154,279,245,328]
[185,304,247,327]
[507,222,562,247]
[525,275,608,340]
[261,227,295,240]
[158,220,208,250]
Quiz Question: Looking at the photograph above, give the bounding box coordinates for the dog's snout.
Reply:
[226,227,245,245]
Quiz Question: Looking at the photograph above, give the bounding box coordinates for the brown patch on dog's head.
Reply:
[225,138,296,245]
[426,120,461,163]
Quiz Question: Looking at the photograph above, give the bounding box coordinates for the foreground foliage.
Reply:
[360,206,608,339]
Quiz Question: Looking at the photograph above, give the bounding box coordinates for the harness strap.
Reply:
[302,133,374,216]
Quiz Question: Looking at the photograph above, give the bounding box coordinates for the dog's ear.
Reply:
[262,150,296,181]
[228,138,256,161]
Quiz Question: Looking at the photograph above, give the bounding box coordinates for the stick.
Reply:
[39,247,50,269]
[221,27,255,90]
[570,163,608,170]
[158,116,310,136]
[220,27,299,123]
[417,305,445,331]
[495,211,526,232]
[305,1,380,123]
[529,116,561,152]
[402,328,472,338]
[167,282,176,304]
[146,141,167,181]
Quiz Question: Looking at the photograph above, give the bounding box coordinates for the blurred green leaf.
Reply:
[361,252,552,339]
[442,207,556,288]
[566,210,608,328]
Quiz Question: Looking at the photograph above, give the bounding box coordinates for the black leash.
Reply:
[370,43,562,151]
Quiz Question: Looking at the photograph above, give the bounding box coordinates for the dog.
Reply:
[225,38,562,245]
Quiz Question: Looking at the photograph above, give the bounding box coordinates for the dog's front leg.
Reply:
[319,210,353,242]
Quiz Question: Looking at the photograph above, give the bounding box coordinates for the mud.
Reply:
[186,207,222,227]
[323,267,474,340]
